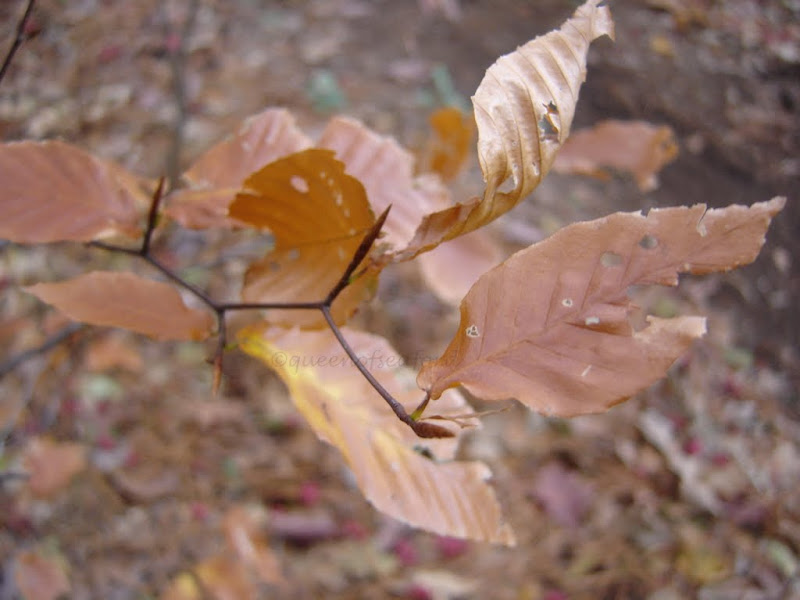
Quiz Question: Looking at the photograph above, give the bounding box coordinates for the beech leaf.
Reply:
[420,106,474,181]
[25,272,215,341]
[400,0,614,257]
[230,148,377,328]
[318,116,452,253]
[22,437,87,499]
[238,325,515,545]
[418,198,785,416]
[0,140,151,243]
[553,119,679,191]
[417,228,503,306]
[165,109,313,229]
[14,548,71,600]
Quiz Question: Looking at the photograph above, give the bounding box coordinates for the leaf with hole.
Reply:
[165,108,313,229]
[25,272,215,341]
[418,198,785,416]
[400,0,615,258]
[229,148,377,328]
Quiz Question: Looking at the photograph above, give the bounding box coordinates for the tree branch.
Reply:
[0,0,35,87]
[0,322,84,380]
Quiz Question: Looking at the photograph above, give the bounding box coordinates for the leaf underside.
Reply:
[418,198,786,417]
[239,325,515,545]
[25,272,215,341]
[0,140,151,243]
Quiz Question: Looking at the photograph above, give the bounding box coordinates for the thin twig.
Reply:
[0,322,84,379]
[325,205,390,304]
[0,0,35,87]
[165,0,201,189]
[141,177,165,255]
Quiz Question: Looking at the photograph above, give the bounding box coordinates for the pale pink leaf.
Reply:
[25,272,215,341]
[0,141,151,243]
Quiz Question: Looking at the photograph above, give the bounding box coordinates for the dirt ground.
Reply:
[1,1,798,599]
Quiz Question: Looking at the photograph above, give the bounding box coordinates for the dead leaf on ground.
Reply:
[531,462,594,527]
[418,198,785,417]
[14,548,71,600]
[400,0,615,257]
[238,325,514,545]
[161,556,256,600]
[223,505,284,585]
[165,109,313,229]
[25,272,215,342]
[553,119,679,191]
[230,148,377,328]
[0,140,150,243]
[22,437,87,499]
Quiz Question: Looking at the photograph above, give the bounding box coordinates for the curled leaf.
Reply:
[418,198,785,416]
[238,325,514,545]
[553,119,679,191]
[25,272,215,341]
[230,149,376,328]
[165,109,313,229]
[400,0,615,257]
[0,141,150,243]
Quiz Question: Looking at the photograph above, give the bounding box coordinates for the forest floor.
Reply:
[1,1,798,599]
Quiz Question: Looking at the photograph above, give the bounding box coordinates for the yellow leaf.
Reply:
[238,325,515,545]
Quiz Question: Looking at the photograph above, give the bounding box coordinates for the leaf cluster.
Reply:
[0,0,785,544]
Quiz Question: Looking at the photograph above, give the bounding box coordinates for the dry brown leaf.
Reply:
[553,119,679,191]
[421,106,474,181]
[418,198,785,416]
[0,140,150,243]
[400,0,614,258]
[25,272,215,341]
[238,325,514,545]
[223,505,284,585]
[14,548,71,600]
[165,108,313,229]
[162,556,256,600]
[318,116,452,252]
[22,437,87,498]
[417,228,503,305]
[230,148,376,328]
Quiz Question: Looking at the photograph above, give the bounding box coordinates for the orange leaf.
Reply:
[25,272,215,341]
[418,198,785,416]
[230,148,376,328]
[553,119,679,191]
[14,548,71,600]
[0,141,150,243]
[318,116,452,253]
[238,325,515,545]
[165,109,313,229]
[422,106,474,181]
[22,437,87,498]
[399,0,614,258]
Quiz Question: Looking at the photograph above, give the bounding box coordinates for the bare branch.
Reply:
[0,321,83,380]
[0,0,35,87]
